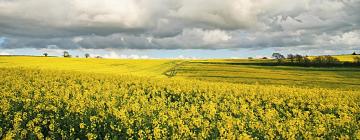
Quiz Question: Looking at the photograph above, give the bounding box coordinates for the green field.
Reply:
[0,56,359,139]
[175,59,360,90]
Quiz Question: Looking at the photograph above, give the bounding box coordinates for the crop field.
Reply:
[322,55,359,62]
[176,59,360,90]
[0,56,181,77]
[0,56,360,139]
[306,55,359,62]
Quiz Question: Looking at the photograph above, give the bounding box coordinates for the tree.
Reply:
[85,53,90,58]
[248,57,253,60]
[303,56,311,64]
[43,53,48,57]
[63,51,70,57]
[352,52,357,55]
[262,57,268,59]
[312,55,340,65]
[272,53,285,63]
[272,53,285,59]
[294,54,303,63]
[287,54,295,63]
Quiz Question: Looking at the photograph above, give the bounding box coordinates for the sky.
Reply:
[0,0,359,58]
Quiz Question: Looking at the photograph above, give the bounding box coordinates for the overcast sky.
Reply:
[0,0,359,58]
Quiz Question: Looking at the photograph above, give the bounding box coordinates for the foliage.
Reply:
[294,54,310,64]
[85,53,90,58]
[312,55,340,65]
[287,54,295,63]
[63,51,70,58]
[272,53,285,63]
[354,56,360,64]
[311,55,358,62]
[270,54,358,67]
[0,68,359,139]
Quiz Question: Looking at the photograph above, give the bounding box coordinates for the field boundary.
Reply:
[163,61,188,77]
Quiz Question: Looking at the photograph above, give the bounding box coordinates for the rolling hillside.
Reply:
[0,56,182,77]
[0,56,359,139]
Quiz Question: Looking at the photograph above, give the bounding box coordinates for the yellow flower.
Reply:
[79,123,86,129]
[86,133,97,140]
[49,124,55,131]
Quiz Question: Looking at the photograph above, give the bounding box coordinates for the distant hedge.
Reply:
[271,54,360,67]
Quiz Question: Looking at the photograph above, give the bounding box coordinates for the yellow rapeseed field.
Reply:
[307,55,359,62]
[0,57,359,139]
[0,56,181,77]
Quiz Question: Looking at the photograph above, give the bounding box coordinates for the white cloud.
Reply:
[102,52,122,59]
[72,0,151,28]
[0,51,10,55]
[39,48,65,56]
[170,0,258,29]
[151,28,233,49]
[172,55,198,59]
[180,28,232,44]
[330,31,360,46]
[314,30,360,49]
[72,37,83,43]
[0,0,155,28]
[146,37,153,43]
[202,29,232,44]
[102,51,151,59]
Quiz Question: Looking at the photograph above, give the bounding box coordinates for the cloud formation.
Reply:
[0,0,359,51]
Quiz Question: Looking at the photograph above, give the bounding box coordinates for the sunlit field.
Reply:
[0,56,181,77]
[2,0,360,139]
[333,55,359,62]
[176,59,360,90]
[308,55,359,62]
[0,56,360,139]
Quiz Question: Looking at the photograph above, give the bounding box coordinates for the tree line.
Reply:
[42,51,101,58]
[272,53,360,67]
